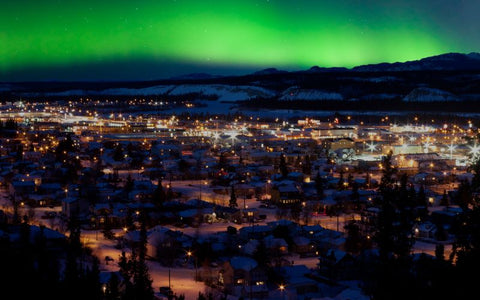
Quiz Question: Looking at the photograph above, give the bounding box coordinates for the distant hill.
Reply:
[169,72,221,80]
[251,68,289,76]
[3,52,480,113]
[246,52,480,74]
[351,52,480,72]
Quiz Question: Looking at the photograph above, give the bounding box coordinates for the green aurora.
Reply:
[1,0,478,80]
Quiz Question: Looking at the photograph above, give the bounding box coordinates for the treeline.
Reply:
[0,222,103,300]
[360,153,480,299]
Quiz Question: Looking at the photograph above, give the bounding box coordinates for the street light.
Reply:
[279,284,286,300]
[186,250,198,281]
[265,179,271,200]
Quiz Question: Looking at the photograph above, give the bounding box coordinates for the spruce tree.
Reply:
[279,153,288,178]
[132,213,154,300]
[315,171,324,197]
[440,189,450,207]
[303,154,312,175]
[337,171,345,190]
[124,174,135,194]
[229,184,238,208]
[106,272,120,300]
[417,184,427,207]
[153,178,166,208]
[370,151,415,300]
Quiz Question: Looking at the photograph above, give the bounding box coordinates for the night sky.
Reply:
[1,0,479,81]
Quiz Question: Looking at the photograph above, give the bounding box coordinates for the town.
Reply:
[1,98,479,300]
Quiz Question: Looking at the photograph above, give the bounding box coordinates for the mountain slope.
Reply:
[351,52,480,72]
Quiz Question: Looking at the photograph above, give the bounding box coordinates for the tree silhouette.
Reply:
[279,153,288,178]
[344,220,367,254]
[314,171,325,199]
[119,213,154,300]
[152,178,166,208]
[132,213,154,300]
[440,189,450,207]
[337,171,345,190]
[229,184,237,208]
[113,144,124,161]
[369,152,416,300]
[124,174,135,194]
[302,154,312,175]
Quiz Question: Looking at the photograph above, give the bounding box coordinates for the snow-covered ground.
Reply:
[82,230,206,300]
[279,87,344,101]
[0,183,457,299]
[403,87,460,102]
[25,84,276,102]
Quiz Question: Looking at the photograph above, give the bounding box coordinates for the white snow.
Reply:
[99,85,175,96]
[279,86,343,101]
[403,87,460,102]
[346,76,400,83]
[168,84,275,101]
[22,84,276,101]
[361,93,399,100]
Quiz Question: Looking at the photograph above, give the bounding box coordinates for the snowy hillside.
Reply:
[361,93,399,101]
[279,86,343,101]
[99,86,175,96]
[167,84,275,101]
[353,52,480,72]
[403,87,460,102]
[0,84,11,92]
[21,84,276,101]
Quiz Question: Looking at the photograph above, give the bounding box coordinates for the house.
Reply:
[218,256,268,299]
[293,236,316,256]
[61,196,89,220]
[91,203,114,229]
[213,205,242,223]
[264,235,289,256]
[9,180,36,198]
[273,181,303,205]
[242,207,259,223]
[323,138,356,151]
[414,221,437,239]
[277,265,319,297]
[9,224,67,250]
[146,226,177,259]
[318,249,356,280]
[38,182,63,195]
[239,225,272,240]
[27,194,55,207]
[431,206,462,230]
[99,271,125,296]
[177,207,213,227]
[267,219,298,232]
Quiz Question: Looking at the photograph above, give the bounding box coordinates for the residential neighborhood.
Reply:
[1,99,479,299]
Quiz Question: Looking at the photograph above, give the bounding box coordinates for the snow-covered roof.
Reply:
[293,236,311,246]
[242,239,259,256]
[327,249,347,263]
[230,256,258,271]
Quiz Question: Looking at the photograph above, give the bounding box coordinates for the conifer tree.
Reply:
[315,171,324,199]
[337,171,345,190]
[279,153,288,178]
[303,154,312,175]
[229,184,237,208]
[440,189,450,207]
[370,151,415,300]
[132,212,154,300]
[152,178,166,207]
